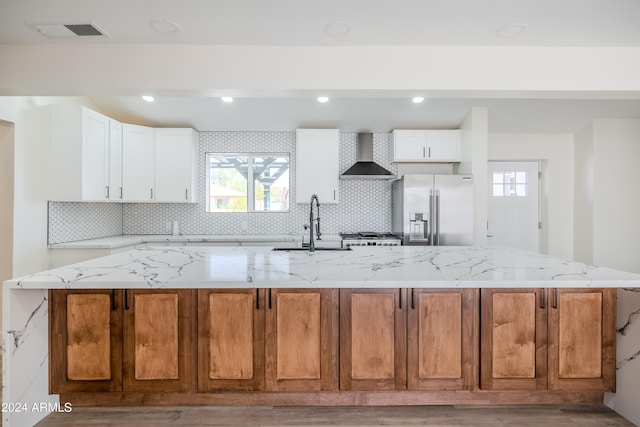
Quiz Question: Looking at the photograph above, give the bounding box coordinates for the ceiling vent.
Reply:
[27,22,109,38]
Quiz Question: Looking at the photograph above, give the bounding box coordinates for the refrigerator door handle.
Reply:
[435,190,441,246]
[429,190,434,246]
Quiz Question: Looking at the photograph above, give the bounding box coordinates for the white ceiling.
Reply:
[3,0,640,133]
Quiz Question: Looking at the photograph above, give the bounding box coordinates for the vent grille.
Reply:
[64,24,104,36]
[27,22,109,38]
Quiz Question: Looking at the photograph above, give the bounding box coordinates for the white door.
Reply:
[487,161,540,252]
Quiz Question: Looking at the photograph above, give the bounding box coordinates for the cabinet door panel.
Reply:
[548,288,616,391]
[66,294,112,380]
[155,129,196,202]
[198,289,264,391]
[122,124,155,202]
[352,294,396,380]
[124,289,192,392]
[82,109,110,200]
[393,130,427,161]
[426,130,461,161]
[49,290,123,393]
[265,289,337,391]
[133,293,179,380]
[480,289,547,390]
[295,129,339,204]
[340,289,406,391]
[492,292,536,379]
[408,289,473,390]
[276,293,321,379]
[209,293,255,380]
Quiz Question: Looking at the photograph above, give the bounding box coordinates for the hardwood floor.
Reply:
[36,405,634,426]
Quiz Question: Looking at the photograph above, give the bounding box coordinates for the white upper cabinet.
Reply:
[154,128,198,203]
[49,105,112,201]
[108,120,123,201]
[392,129,461,162]
[296,129,339,204]
[122,124,155,202]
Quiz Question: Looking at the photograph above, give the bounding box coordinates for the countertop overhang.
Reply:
[6,245,640,289]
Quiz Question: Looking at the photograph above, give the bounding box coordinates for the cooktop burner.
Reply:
[340,232,399,239]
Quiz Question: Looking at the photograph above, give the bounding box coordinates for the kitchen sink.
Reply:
[272,247,351,251]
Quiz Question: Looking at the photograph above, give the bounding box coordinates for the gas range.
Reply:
[339,232,402,248]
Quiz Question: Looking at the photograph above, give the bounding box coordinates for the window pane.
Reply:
[493,172,503,184]
[253,156,290,211]
[208,155,248,212]
[493,184,504,197]
[515,184,527,197]
[516,171,527,184]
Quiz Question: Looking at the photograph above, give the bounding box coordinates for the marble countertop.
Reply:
[48,234,342,249]
[7,245,640,289]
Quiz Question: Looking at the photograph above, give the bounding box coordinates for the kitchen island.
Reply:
[4,245,640,427]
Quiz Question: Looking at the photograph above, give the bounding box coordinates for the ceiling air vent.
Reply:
[27,22,109,38]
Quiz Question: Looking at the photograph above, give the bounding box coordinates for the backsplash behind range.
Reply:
[48,131,397,244]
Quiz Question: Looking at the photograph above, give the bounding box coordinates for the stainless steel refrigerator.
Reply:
[392,174,474,246]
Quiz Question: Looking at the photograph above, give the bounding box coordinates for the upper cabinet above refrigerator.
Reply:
[392,130,461,163]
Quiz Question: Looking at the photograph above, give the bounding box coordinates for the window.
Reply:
[492,171,528,197]
[206,153,290,212]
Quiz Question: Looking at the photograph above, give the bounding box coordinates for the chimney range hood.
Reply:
[341,133,395,180]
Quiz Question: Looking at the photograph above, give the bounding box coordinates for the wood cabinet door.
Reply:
[407,289,474,390]
[340,289,407,391]
[265,289,338,391]
[123,289,193,392]
[548,288,616,391]
[49,290,123,393]
[480,288,548,390]
[197,289,265,391]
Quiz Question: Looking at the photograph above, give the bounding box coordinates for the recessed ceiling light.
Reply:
[412,97,425,103]
[324,22,351,37]
[142,95,155,102]
[221,97,234,103]
[149,19,181,35]
[496,23,528,38]
[317,96,329,103]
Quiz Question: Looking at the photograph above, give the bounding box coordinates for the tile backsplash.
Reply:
[49,131,397,243]
[48,201,123,244]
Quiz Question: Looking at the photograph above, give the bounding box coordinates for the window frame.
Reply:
[205,152,290,213]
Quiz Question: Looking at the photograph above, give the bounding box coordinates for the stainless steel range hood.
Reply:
[341,133,395,180]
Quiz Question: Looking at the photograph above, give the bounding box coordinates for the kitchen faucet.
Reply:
[304,194,321,252]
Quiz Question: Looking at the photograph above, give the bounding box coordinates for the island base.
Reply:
[59,390,605,407]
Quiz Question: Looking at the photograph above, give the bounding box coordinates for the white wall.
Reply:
[573,119,640,427]
[573,123,594,264]
[2,45,640,95]
[488,133,574,259]
[456,107,488,246]
[591,120,640,271]
[0,121,14,312]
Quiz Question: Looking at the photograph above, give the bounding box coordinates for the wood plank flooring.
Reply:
[36,405,635,426]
